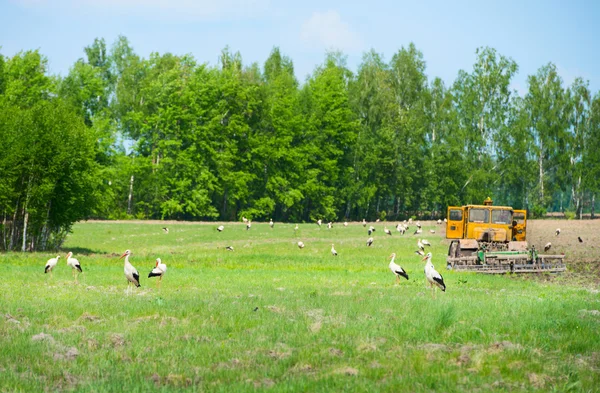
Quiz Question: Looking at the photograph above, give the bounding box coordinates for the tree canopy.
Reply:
[1,37,599,250]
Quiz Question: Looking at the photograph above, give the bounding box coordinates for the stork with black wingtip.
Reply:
[148,257,167,288]
[422,252,446,298]
[44,255,60,278]
[119,250,140,295]
[66,251,83,284]
[388,253,409,284]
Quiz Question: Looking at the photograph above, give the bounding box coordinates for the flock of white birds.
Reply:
[44,217,447,296]
[44,249,167,292]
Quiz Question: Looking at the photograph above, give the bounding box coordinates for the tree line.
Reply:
[1,36,599,251]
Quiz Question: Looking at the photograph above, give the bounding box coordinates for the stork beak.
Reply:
[119,253,127,259]
[422,255,428,261]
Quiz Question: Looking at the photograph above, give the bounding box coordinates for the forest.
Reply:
[1,36,599,251]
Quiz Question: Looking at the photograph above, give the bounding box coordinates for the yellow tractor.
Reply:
[446,197,566,273]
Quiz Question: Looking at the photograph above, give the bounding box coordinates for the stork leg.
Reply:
[396,275,400,285]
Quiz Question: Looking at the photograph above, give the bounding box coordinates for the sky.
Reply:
[1,0,599,95]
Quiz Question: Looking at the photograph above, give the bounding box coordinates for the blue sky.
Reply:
[1,0,599,94]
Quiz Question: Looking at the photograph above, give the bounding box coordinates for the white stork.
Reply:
[119,250,140,294]
[246,221,252,231]
[421,239,431,247]
[294,224,299,232]
[44,255,60,277]
[578,236,583,243]
[344,222,348,227]
[317,219,322,227]
[366,237,374,247]
[437,219,442,225]
[422,252,446,297]
[429,229,436,234]
[444,218,447,222]
[162,227,169,234]
[362,219,367,227]
[331,244,338,256]
[148,258,167,288]
[269,219,274,229]
[415,250,425,257]
[384,227,392,236]
[66,251,82,283]
[217,225,225,232]
[389,253,409,283]
[225,246,234,251]
[297,241,305,249]
[416,221,422,229]
[417,239,425,251]
[555,228,561,236]
[413,228,422,235]
[544,242,552,252]
[327,222,332,229]
[242,216,248,223]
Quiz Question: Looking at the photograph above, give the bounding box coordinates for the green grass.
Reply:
[1,221,599,392]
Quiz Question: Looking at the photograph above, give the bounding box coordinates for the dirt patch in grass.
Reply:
[31,333,55,343]
[249,378,275,388]
[148,373,196,388]
[266,305,284,314]
[334,366,359,376]
[578,309,600,318]
[488,341,523,352]
[109,333,126,347]
[79,312,103,323]
[5,313,29,331]
[310,321,322,333]
[212,358,243,370]
[267,343,292,360]
[287,363,315,375]
[53,347,79,361]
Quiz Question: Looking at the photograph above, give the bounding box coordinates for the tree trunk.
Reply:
[9,199,19,251]
[222,188,228,219]
[538,140,544,202]
[127,175,135,215]
[22,209,29,252]
[2,212,6,251]
[577,176,582,220]
[41,201,51,250]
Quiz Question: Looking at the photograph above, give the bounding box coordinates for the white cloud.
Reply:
[10,0,270,20]
[300,10,364,53]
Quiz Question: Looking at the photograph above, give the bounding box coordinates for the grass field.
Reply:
[1,220,599,392]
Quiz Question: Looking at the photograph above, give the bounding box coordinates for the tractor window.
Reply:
[449,209,463,221]
[492,210,512,224]
[514,212,525,224]
[469,208,489,223]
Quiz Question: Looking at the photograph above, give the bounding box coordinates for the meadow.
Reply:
[0,220,599,392]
